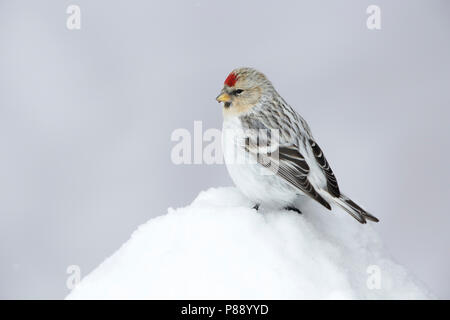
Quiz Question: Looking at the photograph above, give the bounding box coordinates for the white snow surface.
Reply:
[67,187,431,299]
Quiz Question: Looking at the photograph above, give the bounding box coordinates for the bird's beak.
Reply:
[216,93,231,103]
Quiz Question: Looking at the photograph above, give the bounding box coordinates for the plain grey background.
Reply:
[0,0,449,299]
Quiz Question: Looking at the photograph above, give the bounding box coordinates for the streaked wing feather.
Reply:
[249,143,331,210]
[308,139,340,197]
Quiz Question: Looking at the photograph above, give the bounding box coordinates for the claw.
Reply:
[285,206,302,214]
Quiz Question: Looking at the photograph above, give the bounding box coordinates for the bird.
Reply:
[216,67,378,224]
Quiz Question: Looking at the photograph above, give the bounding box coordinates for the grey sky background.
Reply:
[0,0,449,299]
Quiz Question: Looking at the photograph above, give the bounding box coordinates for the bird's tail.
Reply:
[332,194,379,224]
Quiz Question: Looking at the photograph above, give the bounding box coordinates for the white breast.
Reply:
[222,117,300,209]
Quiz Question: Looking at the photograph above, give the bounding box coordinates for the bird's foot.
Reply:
[285,206,302,214]
[252,204,260,211]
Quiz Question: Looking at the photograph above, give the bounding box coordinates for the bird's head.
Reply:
[216,67,274,117]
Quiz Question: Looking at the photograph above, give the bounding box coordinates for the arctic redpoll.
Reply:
[216,67,378,224]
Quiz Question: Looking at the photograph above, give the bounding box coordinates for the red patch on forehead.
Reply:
[224,72,238,87]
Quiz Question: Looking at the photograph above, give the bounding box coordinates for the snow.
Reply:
[66,187,431,299]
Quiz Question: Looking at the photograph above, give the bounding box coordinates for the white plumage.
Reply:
[217,67,378,223]
[222,116,300,209]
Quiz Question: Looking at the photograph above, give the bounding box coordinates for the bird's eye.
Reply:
[233,89,244,96]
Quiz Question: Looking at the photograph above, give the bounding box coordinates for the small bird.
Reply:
[216,67,378,224]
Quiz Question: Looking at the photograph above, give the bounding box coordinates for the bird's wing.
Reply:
[245,105,341,198]
[244,136,331,210]
[308,139,340,198]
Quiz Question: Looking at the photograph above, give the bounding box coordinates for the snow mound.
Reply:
[67,187,431,299]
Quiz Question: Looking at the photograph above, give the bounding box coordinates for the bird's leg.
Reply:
[252,204,260,211]
[285,206,302,214]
